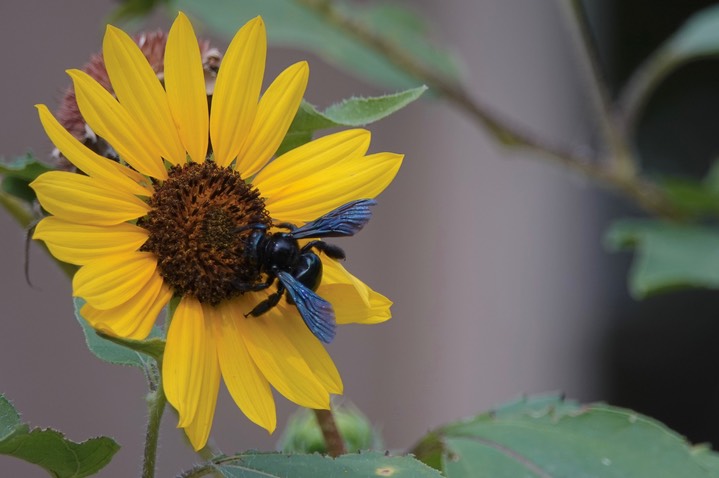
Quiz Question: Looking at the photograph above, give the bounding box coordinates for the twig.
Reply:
[294,0,681,219]
[561,0,636,178]
[616,49,676,136]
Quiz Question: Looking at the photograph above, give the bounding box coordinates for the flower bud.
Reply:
[278,403,382,454]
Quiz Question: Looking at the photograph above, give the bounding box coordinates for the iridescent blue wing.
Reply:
[289,199,377,239]
[277,271,336,343]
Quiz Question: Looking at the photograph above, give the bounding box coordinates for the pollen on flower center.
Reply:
[139,161,271,305]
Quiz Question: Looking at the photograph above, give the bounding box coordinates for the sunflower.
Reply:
[31,12,402,450]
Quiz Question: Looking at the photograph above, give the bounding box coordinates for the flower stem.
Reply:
[314,408,346,457]
[142,380,167,478]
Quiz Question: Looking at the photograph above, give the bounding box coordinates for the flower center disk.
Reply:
[140,161,270,305]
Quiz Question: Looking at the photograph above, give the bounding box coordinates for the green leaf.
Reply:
[276,131,314,157]
[97,331,166,362]
[74,298,165,368]
[2,176,35,204]
[605,219,719,298]
[694,447,719,473]
[412,394,719,478]
[0,395,21,441]
[321,86,428,126]
[0,153,51,181]
[700,158,719,192]
[0,395,119,478]
[213,451,442,478]
[659,179,719,218]
[665,5,719,59]
[0,153,51,204]
[174,0,459,90]
[276,86,427,155]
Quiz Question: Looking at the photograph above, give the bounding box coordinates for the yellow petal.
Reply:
[36,104,152,196]
[184,303,220,451]
[277,305,343,394]
[68,69,167,179]
[33,216,148,265]
[210,17,266,167]
[319,258,392,325]
[264,152,403,224]
[73,252,157,310]
[253,129,370,198]
[236,295,330,409]
[31,172,150,226]
[103,25,185,165]
[163,297,206,427]
[213,300,276,432]
[235,61,309,177]
[80,272,171,340]
[165,13,209,164]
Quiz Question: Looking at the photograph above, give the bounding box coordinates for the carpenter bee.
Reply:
[235,199,377,344]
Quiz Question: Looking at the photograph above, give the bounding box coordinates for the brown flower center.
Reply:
[139,161,270,304]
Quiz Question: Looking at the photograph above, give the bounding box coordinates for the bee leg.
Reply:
[301,240,345,260]
[233,276,274,292]
[234,223,268,234]
[245,283,286,318]
[274,222,297,231]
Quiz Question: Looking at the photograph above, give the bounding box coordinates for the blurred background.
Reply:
[2,0,719,475]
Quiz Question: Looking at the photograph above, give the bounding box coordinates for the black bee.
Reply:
[235,199,376,344]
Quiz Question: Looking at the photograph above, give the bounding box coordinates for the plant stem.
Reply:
[142,380,168,478]
[0,191,33,228]
[616,50,676,136]
[294,0,681,219]
[314,408,346,457]
[177,464,214,478]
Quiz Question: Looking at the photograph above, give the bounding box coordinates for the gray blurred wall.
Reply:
[0,1,611,476]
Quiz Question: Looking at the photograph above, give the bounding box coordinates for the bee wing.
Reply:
[277,271,336,344]
[289,199,376,239]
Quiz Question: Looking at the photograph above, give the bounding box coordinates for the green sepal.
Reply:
[74,297,165,369]
[605,219,719,298]
[0,395,119,478]
[276,86,427,156]
[204,451,442,478]
[412,393,719,478]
